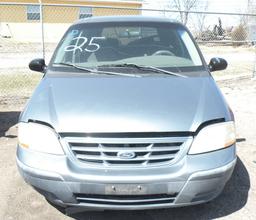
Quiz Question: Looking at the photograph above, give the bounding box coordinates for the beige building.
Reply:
[0,0,142,42]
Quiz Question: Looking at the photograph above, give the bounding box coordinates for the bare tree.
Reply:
[195,1,209,36]
[172,0,198,25]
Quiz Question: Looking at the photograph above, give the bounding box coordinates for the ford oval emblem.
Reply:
[117,151,136,159]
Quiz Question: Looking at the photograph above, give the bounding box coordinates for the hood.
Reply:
[21,73,231,133]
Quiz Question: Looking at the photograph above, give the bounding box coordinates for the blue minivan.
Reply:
[17,16,236,213]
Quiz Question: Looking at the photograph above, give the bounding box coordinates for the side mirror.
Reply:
[29,58,46,73]
[208,57,227,72]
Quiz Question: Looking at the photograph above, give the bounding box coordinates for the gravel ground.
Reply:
[0,76,255,220]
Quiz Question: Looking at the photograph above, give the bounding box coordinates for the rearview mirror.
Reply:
[29,58,46,73]
[208,57,227,72]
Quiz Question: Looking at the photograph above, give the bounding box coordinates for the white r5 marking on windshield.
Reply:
[85,37,106,52]
[64,33,106,53]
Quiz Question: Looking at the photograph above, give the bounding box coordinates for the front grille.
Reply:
[74,193,177,206]
[63,135,192,167]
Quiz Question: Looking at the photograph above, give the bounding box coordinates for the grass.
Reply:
[0,73,42,97]
[0,58,254,98]
[211,62,254,79]
[199,45,255,79]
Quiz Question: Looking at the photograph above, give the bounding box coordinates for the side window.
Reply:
[27,5,40,21]
[79,7,93,19]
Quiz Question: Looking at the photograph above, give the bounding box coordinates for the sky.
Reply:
[142,0,251,29]
[143,0,249,13]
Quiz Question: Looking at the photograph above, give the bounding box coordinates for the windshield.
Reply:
[51,22,203,72]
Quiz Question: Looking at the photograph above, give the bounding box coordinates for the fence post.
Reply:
[253,43,256,78]
[39,0,45,60]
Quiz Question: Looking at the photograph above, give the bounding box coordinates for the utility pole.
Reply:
[39,0,45,60]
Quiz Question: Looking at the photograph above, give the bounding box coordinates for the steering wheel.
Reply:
[152,50,174,56]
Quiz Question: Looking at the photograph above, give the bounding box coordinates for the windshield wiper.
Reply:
[54,62,94,72]
[53,62,140,77]
[100,63,186,78]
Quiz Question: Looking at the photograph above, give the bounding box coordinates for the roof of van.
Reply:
[74,15,180,25]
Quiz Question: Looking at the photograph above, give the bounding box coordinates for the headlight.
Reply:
[18,122,64,155]
[188,121,236,155]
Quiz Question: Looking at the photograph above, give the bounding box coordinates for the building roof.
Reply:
[0,0,142,6]
[55,0,143,4]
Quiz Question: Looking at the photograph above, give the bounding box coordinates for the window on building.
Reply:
[79,7,93,19]
[27,5,40,21]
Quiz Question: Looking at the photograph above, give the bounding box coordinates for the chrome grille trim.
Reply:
[71,145,181,153]
[64,136,193,167]
[75,153,176,161]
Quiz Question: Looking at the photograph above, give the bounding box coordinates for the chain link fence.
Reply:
[1,3,256,109]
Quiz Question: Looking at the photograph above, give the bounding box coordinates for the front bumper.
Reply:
[16,145,236,211]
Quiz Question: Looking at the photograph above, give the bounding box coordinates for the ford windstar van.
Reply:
[17,16,236,213]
